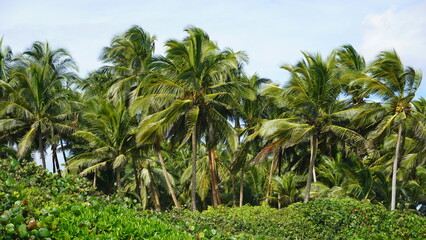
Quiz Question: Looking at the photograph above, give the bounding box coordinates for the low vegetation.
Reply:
[0,158,190,239]
[1,158,425,239]
[169,199,426,239]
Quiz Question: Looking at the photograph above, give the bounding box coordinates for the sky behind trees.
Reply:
[1,0,425,95]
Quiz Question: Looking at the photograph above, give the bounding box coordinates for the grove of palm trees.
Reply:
[1,25,425,238]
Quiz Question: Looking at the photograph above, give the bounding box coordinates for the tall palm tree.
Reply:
[258,52,365,203]
[336,45,370,105]
[134,27,253,211]
[101,25,156,102]
[0,41,77,168]
[353,50,422,210]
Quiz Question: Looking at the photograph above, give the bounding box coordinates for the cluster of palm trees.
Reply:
[0,26,424,212]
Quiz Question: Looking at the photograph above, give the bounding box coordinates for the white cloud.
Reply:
[360,0,426,97]
[360,1,426,65]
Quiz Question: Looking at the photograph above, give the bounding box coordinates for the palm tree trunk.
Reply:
[148,165,161,210]
[232,176,236,206]
[213,157,221,205]
[391,123,405,210]
[38,133,46,169]
[278,194,282,209]
[313,167,317,183]
[239,160,245,207]
[116,167,122,191]
[304,135,318,203]
[52,149,57,174]
[191,124,198,212]
[131,158,143,206]
[93,171,97,188]
[209,149,218,208]
[157,150,180,208]
[265,157,277,205]
[209,149,221,206]
[60,139,67,163]
[51,144,60,174]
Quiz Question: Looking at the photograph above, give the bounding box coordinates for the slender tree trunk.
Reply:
[209,149,221,206]
[209,149,218,208]
[231,117,240,207]
[232,176,236,206]
[51,143,60,174]
[391,123,405,210]
[278,150,283,209]
[116,167,121,192]
[38,133,46,169]
[148,165,161,210]
[313,167,317,183]
[278,194,281,209]
[265,156,277,204]
[213,154,221,205]
[239,160,245,207]
[93,171,97,188]
[157,150,180,208]
[304,135,318,203]
[191,125,198,212]
[52,148,57,174]
[131,158,143,205]
[60,139,67,163]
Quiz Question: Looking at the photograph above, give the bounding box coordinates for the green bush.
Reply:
[2,158,425,239]
[0,158,190,239]
[169,198,426,239]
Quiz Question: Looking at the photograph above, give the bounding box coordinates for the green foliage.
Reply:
[0,158,189,239]
[169,198,426,239]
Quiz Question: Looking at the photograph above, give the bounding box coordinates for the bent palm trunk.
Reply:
[157,150,180,208]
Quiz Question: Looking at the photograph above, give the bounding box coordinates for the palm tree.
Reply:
[0,41,77,168]
[353,50,422,210]
[133,129,181,208]
[258,52,365,203]
[133,27,253,211]
[68,98,140,197]
[101,25,156,102]
[336,45,370,105]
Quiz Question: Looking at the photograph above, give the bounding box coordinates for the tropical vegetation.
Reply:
[0,25,425,238]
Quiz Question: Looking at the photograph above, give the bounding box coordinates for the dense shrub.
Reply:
[2,158,425,239]
[0,159,190,239]
[169,199,426,239]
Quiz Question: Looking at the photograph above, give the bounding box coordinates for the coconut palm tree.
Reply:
[133,129,181,208]
[0,41,77,168]
[68,98,140,197]
[135,27,251,211]
[258,52,365,203]
[101,25,156,102]
[133,27,254,211]
[336,45,370,105]
[352,50,422,210]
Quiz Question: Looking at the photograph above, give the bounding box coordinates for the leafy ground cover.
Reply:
[0,158,190,239]
[1,158,425,239]
[168,199,426,239]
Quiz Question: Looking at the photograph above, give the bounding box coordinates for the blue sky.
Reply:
[1,0,425,169]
